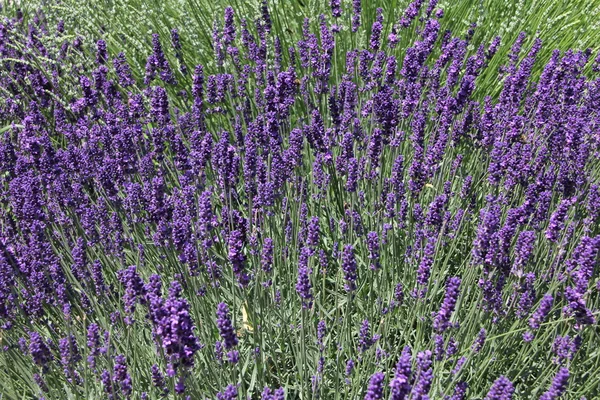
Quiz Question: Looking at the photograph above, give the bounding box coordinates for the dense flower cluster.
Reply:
[0,1,599,399]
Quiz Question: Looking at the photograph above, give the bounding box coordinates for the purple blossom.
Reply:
[545,199,573,242]
[229,230,249,286]
[448,381,468,400]
[262,387,285,400]
[113,355,132,396]
[539,368,569,400]
[155,281,201,374]
[400,0,424,28]
[390,346,412,399]
[217,384,238,400]
[370,9,384,51]
[345,358,355,376]
[410,350,433,400]
[58,334,80,373]
[29,331,52,369]
[151,364,167,393]
[433,277,461,332]
[216,302,238,349]
[96,39,107,65]
[330,0,342,18]
[112,52,135,87]
[563,286,596,326]
[364,372,385,400]
[307,217,320,248]
[552,335,581,364]
[484,376,514,400]
[223,7,236,45]
[512,231,536,275]
[416,236,436,294]
[261,238,274,273]
[296,249,313,308]
[342,244,358,291]
[358,319,378,352]
[367,231,381,270]
[352,0,362,32]
[529,294,553,330]
[472,328,486,352]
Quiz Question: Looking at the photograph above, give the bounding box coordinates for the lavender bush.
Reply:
[1,1,600,399]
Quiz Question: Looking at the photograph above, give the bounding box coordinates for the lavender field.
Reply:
[1,0,600,398]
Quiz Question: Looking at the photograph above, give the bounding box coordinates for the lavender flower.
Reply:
[261,238,274,273]
[217,384,238,400]
[366,231,381,270]
[416,236,436,295]
[151,364,167,394]
[447,382,468,400]
[342,244,358,291]
[539,368,569,400]
[410,350,433,400]
[330,0,342,18]
[370,9,384,51]
[223,7,236,45]
[512,231,536,275]
[529,294,553,330]
[545,199,572,242]
[472,328,486,352]
[390,346,412,399]
[29,331,52,369]
[96,39,107,65]
[307,216,320,248]
[433,276,461,332]
[113,354,132,396]
[364,372,385,400]
[345,359,355,376]
[156,281,201,375]
[552,335,581,364]
[352,0,362,32]
[216,302,238,349]
[484,376,514,400]
[296,250,313,308]
[113,52,135,87]
[262,387,285,400]
[229,230,249,286]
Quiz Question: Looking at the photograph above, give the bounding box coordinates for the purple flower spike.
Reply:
[296,251,313,309]
[370,8,384,51]
[352,0,362,32]
[29,331,52,369]
[364,372,385,400]
[223,7,236,45]
[113,354,132,397]
[448,381,468,400]
[156,281,201,375]
[529,294,553,330]
[410,350,433,400]
[433,276,461,332]
[545,199,573,242]
[229,229,249,286]
[390,346,412,399]
[484,376,514,400]
[330,0,342,18]
[539,368,569,400]
[217,384,238,400]
[96,39,107,65]
[342,244,358,291]
[216,302,238,349]
[471,328,486,352]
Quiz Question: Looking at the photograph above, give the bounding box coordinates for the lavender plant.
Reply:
[1,1,600,399]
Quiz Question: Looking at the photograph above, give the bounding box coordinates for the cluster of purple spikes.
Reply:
[1,0,600,398]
